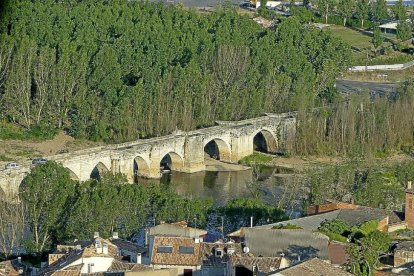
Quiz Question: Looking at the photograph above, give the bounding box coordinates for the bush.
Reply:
[239,152,273,165]
[272,223,302,229]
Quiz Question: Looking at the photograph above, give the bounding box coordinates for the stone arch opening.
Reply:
[204,139,231,162]
[160,152,184,172]
[66,168,80,181]
[133,156,150,181]
[90,162,109,181]
[253,130,278,153]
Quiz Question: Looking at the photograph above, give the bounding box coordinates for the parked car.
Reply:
[32,157,48,165]
[5,162,19,169]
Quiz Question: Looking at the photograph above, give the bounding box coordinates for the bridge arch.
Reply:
[90,162,109,181]
[203,138,231,162]
[160,152,184,172]
[65,168,80,181]
[253,129,278,153]
[133,156,150,181]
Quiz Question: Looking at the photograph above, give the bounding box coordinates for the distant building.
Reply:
[148,221,207,240]
[0,258,32,276]
[394,241,414,267]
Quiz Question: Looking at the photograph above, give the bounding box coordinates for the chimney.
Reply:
[405,186,414,229]
[112,232,119,239]
[136,253,142,264]
[17,257,21,264]
[102,244,108,255]
[250,216,253,228]
[94,232,99,239]
[408,181,412,190]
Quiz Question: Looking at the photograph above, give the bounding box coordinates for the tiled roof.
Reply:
[151,236,202,266]
[230,255,282,273]
[244,228,330,261]
[110,238,147,254]
[40,238,118,276]
[149,223,207,238]
[0,259,21,276]
[276,258,353,276]
[201,242,243,267]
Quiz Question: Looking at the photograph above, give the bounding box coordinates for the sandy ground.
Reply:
[0,131,103,164]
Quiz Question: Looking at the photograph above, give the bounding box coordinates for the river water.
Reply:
[141,165,309,218]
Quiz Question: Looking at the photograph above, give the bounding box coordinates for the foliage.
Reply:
[396,21,412,43]
[306,158,411,209]
[347,230,391,275]
[356,0,370,28]
[318,219,350,235]
[239,152,273,165]
[219,198,287,232]
[0,1,350,142]
[337,0,354,27]
[392,0,407,21]
[19,161,77,253]
[372,25,384,52]
[272,223,302,229]
[372,0,389,22]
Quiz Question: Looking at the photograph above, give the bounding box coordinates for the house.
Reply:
[262,197,406,233]
[379,19,413,35]
[110,232,148,263]
[40,235,153,276]
[394,241,414,267]
[148,221,207,240]
[148,235,203,275]
[201,241,241,276]
[272,257,353,276]
[0,258,32,276]
[228,255,288,276]
[240,228,330,264]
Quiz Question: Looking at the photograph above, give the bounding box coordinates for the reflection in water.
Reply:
[136,165,306,217]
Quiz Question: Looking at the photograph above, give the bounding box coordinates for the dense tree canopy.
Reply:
[0,0,350,142]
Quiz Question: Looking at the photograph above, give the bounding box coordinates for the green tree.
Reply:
[356,0,370,28]
[318,219,350,235]
[372,25,384,55]
[372,0,389,22]
[396,21,412,44]
[20,162,76,252]
[318,0,334,24]
[338,0,354,26]
[392,0,407,21]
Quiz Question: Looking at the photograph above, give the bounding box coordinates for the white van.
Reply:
[5,162,19,170]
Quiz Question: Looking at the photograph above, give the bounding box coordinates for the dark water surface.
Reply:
[140,165,308,218]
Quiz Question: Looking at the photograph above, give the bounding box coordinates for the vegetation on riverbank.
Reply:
[0,1,349,142]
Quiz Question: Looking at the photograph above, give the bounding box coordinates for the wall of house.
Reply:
[65,257,114,274]
[126,268,178,276]
[377,217,389,232]
[394,250,414,267]
[152,264,201,276]
[388,223,407,233]
[201,266,227,276]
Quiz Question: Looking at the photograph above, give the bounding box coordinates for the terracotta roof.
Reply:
[230,255,282,273]
[201,242,243,267]
[0,259,21,276]
[151,236,202,266]
[40,238,118,276]
[277,258,353,276]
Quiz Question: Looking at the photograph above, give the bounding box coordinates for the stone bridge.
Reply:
[0,112,296,198]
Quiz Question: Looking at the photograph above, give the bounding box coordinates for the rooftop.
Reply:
[150,236,202,266]
[149,221,207,239]
[275,257,353,276]
[230,255,283,273]
[244,228,330,261]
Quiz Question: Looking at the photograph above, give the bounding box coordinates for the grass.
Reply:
[328,25,373,49]
[0,155,13,162]
[239,152,274,165]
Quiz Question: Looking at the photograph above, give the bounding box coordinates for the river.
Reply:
[139,164,308,218]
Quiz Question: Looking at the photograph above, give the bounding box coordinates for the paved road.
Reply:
[336,79,399,97]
